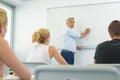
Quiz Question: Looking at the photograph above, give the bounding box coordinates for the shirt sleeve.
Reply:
[94,43,103,63]
[66,29,81,39]
[94,45,99,60]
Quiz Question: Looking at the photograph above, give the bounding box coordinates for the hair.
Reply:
[32,28,50,43]
[108,20,120,37]
[0,8,7,26]
[66,17,74,22]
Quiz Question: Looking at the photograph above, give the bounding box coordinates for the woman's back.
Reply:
[28,28,68,65]
[27,42,51,64]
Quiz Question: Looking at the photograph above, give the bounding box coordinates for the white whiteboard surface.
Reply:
[47,2,120,49]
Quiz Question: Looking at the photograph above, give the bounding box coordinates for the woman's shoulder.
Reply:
[0,37,8,46]
[0,37,9,55]
[48,45,58,57]
[49,45,56,49]
[48,45,58,53]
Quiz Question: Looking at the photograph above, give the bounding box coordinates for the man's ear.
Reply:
[110,34,113,39]
[0,25,2,33]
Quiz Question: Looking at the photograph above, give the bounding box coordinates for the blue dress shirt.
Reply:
[62,27,81,53]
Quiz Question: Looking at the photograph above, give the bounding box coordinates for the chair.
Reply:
[88,64,120,72]
[23,62,47,67]
[23,62,47,75]
[35,65,120,80]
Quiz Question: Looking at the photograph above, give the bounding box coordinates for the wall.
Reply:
[14,0,119,65]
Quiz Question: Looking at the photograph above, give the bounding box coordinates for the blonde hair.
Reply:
[0,8,7,26]
[32,28,50,43]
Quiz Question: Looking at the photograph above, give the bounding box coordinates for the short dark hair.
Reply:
[108,20,120,37]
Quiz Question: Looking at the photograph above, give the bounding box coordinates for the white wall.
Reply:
[14,0,120,65]
[14,7,47,62]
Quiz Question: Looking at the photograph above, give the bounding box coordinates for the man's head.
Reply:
[66,17,75,29]
[108,20,120,39]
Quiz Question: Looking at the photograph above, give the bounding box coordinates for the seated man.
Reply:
[94,20,120,63]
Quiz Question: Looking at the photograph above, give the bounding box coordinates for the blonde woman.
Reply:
[27,28,68,65]
[0,8,31,80]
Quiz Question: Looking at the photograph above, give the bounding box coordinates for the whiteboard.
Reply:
[47,2,120,49]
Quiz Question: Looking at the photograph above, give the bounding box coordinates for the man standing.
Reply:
[61,17,90,65]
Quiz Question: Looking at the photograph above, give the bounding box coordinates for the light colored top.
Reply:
[62,26,81,52]
[2,75,19,80]
[2,75,34,80]
[27,42,51,65]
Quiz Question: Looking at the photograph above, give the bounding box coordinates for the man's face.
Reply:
[66,18,75,29]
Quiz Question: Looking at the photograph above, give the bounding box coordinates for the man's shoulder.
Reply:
[65,27,74,33]
[97,40,110,48]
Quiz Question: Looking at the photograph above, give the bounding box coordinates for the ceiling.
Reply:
[2,0,120,7]
[1,0,34,6]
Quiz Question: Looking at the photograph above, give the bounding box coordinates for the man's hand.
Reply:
[80,28,90,38]
[85,28,90,34]
[76,46,82,51]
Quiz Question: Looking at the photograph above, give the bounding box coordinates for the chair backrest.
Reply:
[88,64,120,72]
[23,62,47,74]
[35,65,120,80]
[23,62,47,67]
